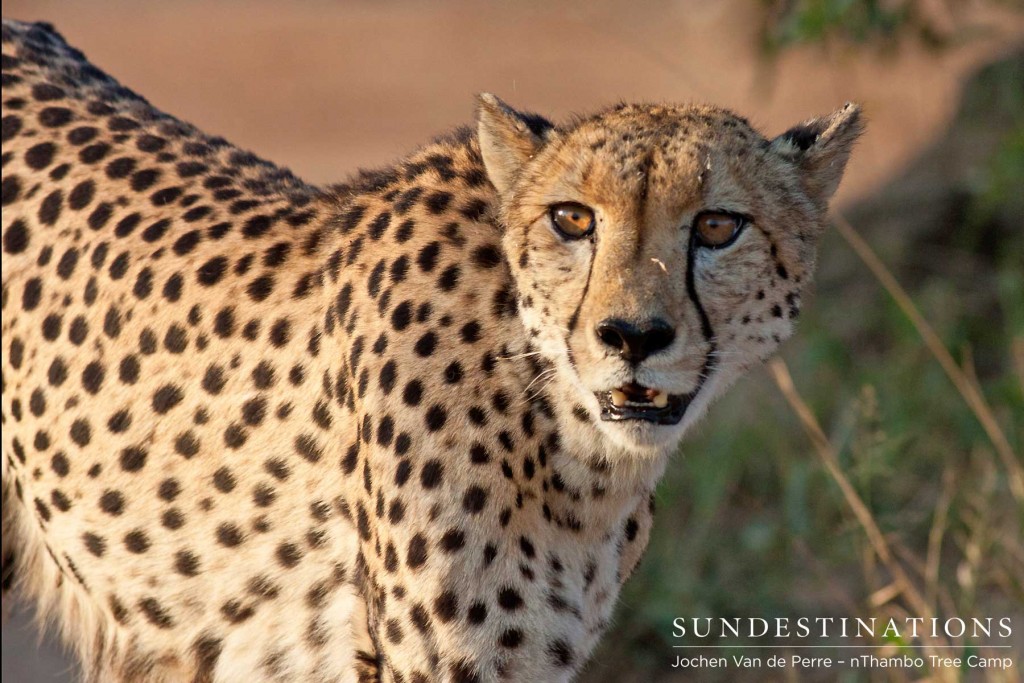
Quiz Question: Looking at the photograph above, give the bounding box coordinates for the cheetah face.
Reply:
[478,95,862,453]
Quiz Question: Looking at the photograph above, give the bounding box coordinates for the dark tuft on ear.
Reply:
[771,102,864,202]
[519,111,555,138]
[778,123,821,152]
[476,93,555,198]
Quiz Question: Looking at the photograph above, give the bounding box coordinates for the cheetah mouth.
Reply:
[595,382,695,425]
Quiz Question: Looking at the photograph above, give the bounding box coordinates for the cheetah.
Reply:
[1,18,862,683]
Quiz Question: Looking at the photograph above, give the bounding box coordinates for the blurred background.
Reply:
[3,1,1022,681]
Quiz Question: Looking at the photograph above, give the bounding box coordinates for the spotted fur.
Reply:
[1,19,861,683]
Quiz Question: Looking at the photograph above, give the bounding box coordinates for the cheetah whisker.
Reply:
[497,351,544,361]
[523,367,559,396]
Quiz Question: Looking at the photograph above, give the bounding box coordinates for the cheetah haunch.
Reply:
[1,19,862,683]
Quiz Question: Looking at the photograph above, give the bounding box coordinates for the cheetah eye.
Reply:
[550,203,595,240]
[693,211,746,249]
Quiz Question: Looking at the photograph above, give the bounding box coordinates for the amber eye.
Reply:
[693,211,746,248]
[550,203,595,240]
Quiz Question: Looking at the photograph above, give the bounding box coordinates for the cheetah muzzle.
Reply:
[2,19,863,683]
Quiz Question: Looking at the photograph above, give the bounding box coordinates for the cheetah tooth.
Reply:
[652,391,669,408]
[610,389,627,407]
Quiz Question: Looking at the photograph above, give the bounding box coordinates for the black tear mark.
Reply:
[566,221,599,336]
[685,229,719,382]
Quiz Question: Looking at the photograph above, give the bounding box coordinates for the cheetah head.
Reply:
[478,94,862,454]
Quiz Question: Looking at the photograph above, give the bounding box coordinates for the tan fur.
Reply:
[1,19,860,682]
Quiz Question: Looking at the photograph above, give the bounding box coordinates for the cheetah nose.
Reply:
[595,318,676,364]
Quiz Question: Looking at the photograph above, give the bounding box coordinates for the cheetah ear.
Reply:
[477,93,555,198]
[770,103,864,202]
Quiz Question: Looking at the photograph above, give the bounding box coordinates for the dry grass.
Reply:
[768,211,1023,681]
[768,359,956,680]
[831,213,1023,503]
